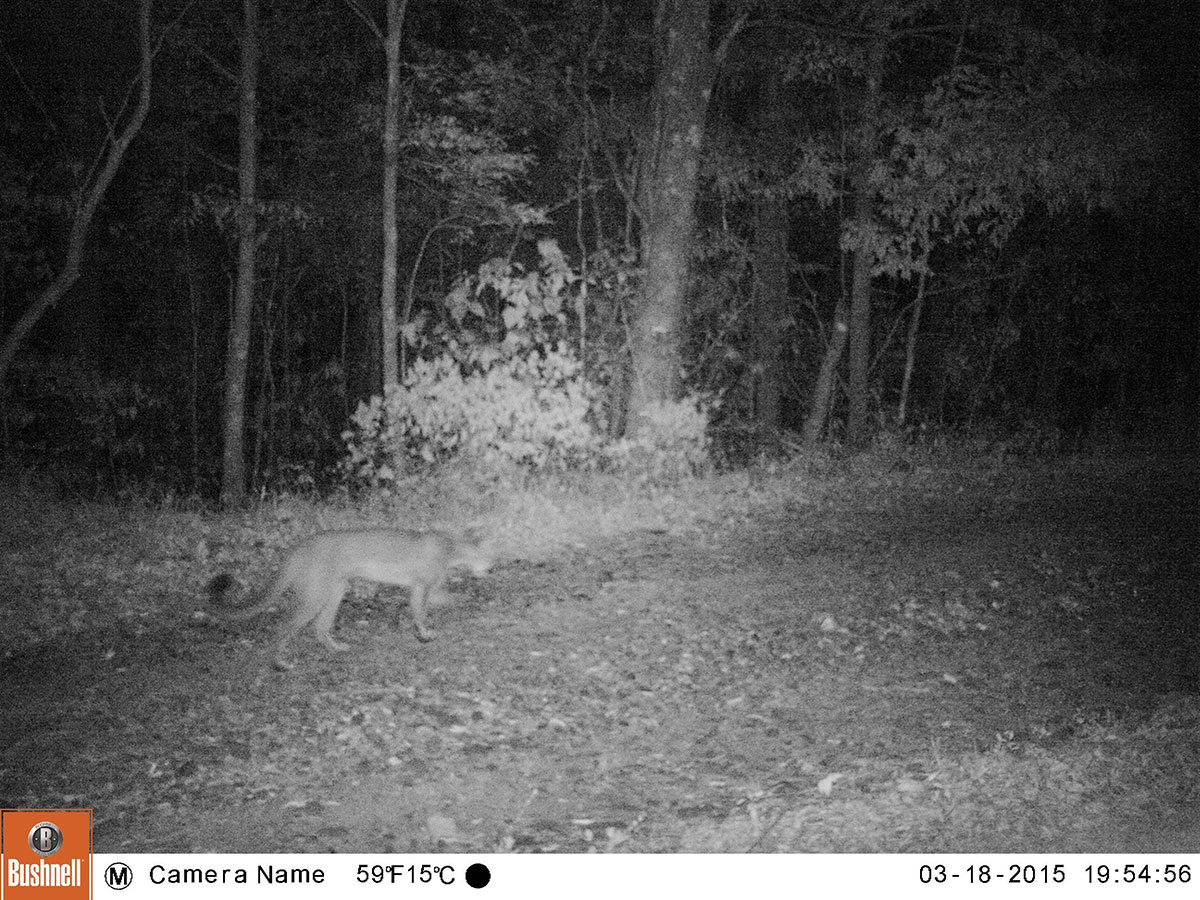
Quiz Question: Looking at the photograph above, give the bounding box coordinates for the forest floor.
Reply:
[1,449,1198,853]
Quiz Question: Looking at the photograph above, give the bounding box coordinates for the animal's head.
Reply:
[459,534,494,576]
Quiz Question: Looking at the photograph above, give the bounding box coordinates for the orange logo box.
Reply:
[0,810,91,900]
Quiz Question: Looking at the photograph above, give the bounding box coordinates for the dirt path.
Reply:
[2,455,1197,851]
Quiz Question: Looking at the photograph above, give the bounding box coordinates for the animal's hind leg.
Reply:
[409,580,441,642]
[311,578,351,653]
[271,577,342,667]
[272,600,313,669]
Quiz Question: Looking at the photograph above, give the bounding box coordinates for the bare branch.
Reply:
[713,10,749,66]
[342,0,384,45]
[0,0,156,390]
[2,51,59,135]
[179,32,238,84]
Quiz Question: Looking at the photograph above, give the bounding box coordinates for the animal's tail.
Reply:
[206,569,289,621]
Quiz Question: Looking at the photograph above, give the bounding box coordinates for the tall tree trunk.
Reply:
[220,0,259,504]
[896,266,928,427]
[627,0,724,433]
[379,0,407,391]
[801,296,849,449]
[752,196,788,436]
[845,35,886,449]
[0,0,154,392]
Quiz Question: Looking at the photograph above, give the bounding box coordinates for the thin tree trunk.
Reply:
[801,296,849,449]
[896,266,928,427]
[0,0,154,392]
[220,0,259,504]
[845,35,886,449]
[752,196,788,436]
[970,294,1018,427]
[575,154,589,363]
[379,0,407,391]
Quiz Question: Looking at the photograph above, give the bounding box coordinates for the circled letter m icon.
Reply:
[105,862,134,890]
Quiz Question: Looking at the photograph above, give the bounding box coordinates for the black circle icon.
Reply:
[465,863,491,888]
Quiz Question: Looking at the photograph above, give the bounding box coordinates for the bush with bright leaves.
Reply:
[343,343,599,484]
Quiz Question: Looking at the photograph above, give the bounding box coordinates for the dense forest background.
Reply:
[2,0,1196,498]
